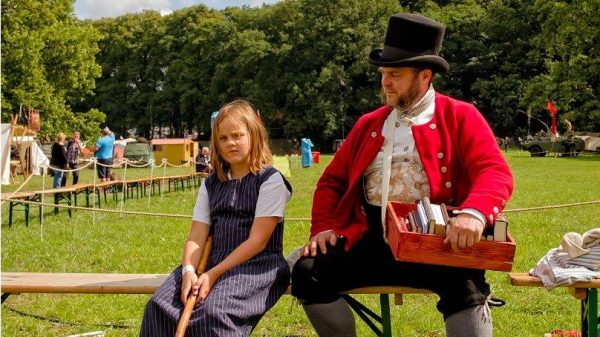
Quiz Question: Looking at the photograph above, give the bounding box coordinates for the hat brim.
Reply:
[369,49,449,73]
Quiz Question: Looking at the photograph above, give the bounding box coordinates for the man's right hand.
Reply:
[302,230,339,257]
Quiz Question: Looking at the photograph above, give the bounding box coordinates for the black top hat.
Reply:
[369,13,449,73]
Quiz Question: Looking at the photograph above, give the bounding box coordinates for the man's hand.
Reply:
[443,213,484,250]
[302,230,339,257]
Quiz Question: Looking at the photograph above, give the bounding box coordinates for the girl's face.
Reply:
[217,117,251,170]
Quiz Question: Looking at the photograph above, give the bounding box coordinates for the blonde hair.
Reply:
[210,100,272,182]
[56,132,66,142]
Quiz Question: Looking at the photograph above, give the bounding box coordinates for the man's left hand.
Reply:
[443,213,484,250]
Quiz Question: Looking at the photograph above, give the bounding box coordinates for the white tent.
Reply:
[1,124,49,185]
[575,135,600,152]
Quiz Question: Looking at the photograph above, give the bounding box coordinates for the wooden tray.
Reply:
[385,201,516,272]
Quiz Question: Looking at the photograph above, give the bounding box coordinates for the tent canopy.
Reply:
[1,124,49,185]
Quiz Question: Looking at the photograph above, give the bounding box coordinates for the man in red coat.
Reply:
[291,13,514,337]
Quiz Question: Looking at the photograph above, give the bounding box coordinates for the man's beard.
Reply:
[380,76,422,111]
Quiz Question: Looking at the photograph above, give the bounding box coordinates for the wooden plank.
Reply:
[1,191,39,200]
[508,273,600,289]
[1,272,169,294]
[2,272,432,296]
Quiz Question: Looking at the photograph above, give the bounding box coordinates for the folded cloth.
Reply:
[583,228,600,248]
[530,247,600,289]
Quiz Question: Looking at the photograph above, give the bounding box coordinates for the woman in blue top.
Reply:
[140,100,292,337]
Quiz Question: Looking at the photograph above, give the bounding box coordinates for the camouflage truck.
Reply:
[520,132,585,157]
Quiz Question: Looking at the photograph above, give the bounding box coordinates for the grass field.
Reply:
[1,151,600,336]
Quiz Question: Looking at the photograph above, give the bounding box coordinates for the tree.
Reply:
[1,0,103,139]
[524,0,600,132]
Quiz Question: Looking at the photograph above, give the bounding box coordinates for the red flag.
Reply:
[547,100,558,135]
[547,100,557,116]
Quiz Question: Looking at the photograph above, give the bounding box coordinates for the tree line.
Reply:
[2,0,599,149]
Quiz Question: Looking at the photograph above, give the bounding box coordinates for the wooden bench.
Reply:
[1,191,41,227]
[509,272,600,337]
[1,272,432,337]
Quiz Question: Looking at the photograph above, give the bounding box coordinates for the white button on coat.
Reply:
[445,181,452,188]
[429,124,437,129]
[441,166,447,173]
[371,131,377,137]
[437,152,444,159]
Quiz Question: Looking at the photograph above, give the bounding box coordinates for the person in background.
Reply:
[94,126,115,182]
[50,133,68,189]
[301,137,314,168]
[63,131,83,185]
[195,146,212,173]
[291,13,513,337]
[140,99,292,336]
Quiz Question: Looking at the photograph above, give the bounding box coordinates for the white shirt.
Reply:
[192,172,291,225]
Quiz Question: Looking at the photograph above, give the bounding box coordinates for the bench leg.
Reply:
[25,203,30,226]
[342,294,392,336]
[1,293,11,304]
[583,288,598,337]
[9,201,14,227]
[380,294,392,337]
[67,193,72,218]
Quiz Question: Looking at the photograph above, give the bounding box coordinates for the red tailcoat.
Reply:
[311,93,514,250]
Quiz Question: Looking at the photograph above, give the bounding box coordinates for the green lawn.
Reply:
[2,151,600,336]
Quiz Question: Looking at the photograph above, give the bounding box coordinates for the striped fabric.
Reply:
[140,167,291,336]
[530,246,600,289]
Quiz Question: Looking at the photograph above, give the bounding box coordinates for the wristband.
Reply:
[181,264,195,276]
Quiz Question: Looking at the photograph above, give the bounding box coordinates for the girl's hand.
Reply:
[180,272,198,304]
[194,271,216,304]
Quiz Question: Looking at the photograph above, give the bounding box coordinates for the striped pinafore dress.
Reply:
[140,166,291,336]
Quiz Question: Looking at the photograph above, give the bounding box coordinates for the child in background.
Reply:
[140,100,292,336]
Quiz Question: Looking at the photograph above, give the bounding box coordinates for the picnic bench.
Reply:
[2,184,93,226]
[0,272,432,337]
[1,191,42,227]
[509,272,600,337]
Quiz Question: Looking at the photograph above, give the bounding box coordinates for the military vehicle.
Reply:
[520,132,585,157]
[124,141,153,163]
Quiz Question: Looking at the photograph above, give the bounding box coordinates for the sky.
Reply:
[74,0,281,20]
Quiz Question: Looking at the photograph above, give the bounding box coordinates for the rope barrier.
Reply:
[3,197,599,223]
[118,159,129,217]
[160,159,167,200]
[92,158,97,226]
[0,169,36,206]
[125,160,152,168]
[5,199,190,218]
[41,165,46,240]
[503,199,600,213]
[46,159,94,173]
[147,159,156,208]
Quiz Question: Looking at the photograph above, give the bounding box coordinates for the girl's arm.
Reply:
[180,220,210,304]
[193,216,280,302]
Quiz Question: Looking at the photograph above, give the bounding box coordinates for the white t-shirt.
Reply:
[192,172,291,225]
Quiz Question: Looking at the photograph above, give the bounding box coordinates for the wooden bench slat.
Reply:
[1,272,169,295]
[509,272,600,289]
[1,272,432,296]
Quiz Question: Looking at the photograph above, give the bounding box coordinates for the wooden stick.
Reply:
[175,235,213,337]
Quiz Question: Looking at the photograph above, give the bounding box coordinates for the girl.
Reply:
[140,100,292,336]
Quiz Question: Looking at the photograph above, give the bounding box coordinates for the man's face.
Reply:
[379,67,428,110]
[73,132,80,140]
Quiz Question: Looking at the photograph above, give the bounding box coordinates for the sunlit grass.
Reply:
[2,151,599,336]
